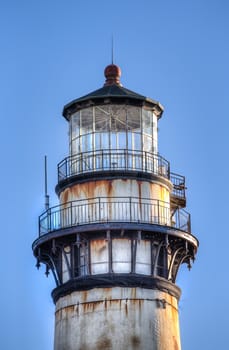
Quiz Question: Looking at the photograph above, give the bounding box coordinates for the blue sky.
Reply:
[0,0,229,349]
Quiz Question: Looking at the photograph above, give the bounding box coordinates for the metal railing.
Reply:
[39,197,191,236]
[58,149,170,181]
[170,172,186,199]
[57,149,185,199]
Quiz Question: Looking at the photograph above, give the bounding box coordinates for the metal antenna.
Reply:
[111,35,114,64]
[44,155,50,210]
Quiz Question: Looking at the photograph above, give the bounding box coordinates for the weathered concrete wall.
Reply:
[54,287,181,350]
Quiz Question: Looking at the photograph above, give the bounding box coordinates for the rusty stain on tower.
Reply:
[33,64,198,349]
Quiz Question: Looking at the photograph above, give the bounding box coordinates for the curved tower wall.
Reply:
[54,288,181,350]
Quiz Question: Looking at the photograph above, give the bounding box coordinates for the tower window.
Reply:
[73,242,89,277]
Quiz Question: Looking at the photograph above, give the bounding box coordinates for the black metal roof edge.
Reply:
[64,85,147,105]
[32,222,199,253]
[62,85,164,119]
[51,275,181,304]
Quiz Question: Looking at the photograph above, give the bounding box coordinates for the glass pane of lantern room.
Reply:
[118,132,126,149]
[95,133,109,169]
[134,133,142,169]
[95,106,109,132]
[143,134,153,153]
[71,112,80,139]
[70,112,80,156]
[127,106,141,133]
[80,108,93,135]
[142,110,156,154]
[112,105,127,150]
[110,132,117,149]
[101,133,109,149]
[142,110,153,136]
[80,134,93,153]
[111,105,126,129]
[152,113,158,153]
[133,133,141,150]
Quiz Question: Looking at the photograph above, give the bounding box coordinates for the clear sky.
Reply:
[0,0,228,349]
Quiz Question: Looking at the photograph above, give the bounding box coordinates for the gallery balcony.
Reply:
[57,149,186,204]
[38,196,191,238]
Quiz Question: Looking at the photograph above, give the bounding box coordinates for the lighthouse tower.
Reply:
[33,64,198,350]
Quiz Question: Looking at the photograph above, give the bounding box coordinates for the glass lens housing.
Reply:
[70,105,157,156]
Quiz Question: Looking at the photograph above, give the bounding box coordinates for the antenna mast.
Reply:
[44,155,49,210]
[111,35,114,64]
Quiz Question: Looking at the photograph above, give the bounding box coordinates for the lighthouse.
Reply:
[33,63,198,349]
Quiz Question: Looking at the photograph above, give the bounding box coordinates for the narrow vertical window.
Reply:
[73,242,89,277]
[90,239,109,274]
[62,245,71,283]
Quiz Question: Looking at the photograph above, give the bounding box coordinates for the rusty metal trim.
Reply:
[51,275,181,303]
[32,222,198,253]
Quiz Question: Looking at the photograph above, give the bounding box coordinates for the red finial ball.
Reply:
[104,64,122,86]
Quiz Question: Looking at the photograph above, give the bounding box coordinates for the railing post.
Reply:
[48,208,51,232]
[129,197,132,222]
[125,149,127,170]
[101,149,104,170]
[88,201,90,223]
[145,151,147,172]
[57,164,60,182]
[168,161,170,178]
[188,213,191,232]
[66,158,68,178]
[109,149,111,170]
[70,201,73,227]
[157,200,160,224]
[99,197,101,222]
[178,209,180,229]
[93,149,95,172]
[38,217,41,237]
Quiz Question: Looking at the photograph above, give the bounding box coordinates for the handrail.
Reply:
[58,149,170,181]
[39,196,191,236]
[170,172,186,199]
[57,150,185,199]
